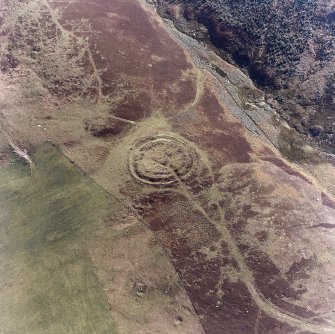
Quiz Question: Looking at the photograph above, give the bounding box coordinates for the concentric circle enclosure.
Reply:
[129,135,197,185]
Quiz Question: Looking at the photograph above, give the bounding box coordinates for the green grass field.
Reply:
[0,142,118,334]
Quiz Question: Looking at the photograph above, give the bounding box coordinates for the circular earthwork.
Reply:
[129,135,197,185]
